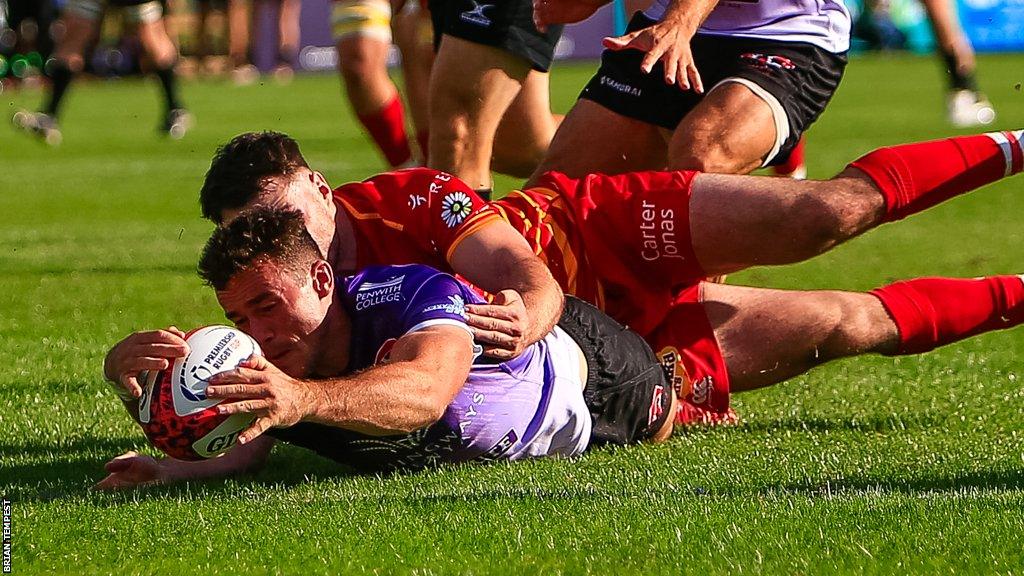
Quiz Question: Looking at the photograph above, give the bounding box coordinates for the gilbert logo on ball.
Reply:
[138,326,262,460]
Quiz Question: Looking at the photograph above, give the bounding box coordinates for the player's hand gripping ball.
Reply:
[137,326,261,460]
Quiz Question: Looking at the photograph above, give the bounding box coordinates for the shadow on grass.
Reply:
[736,412,945,435]
[1,436,360,504]
[5,430,1021,505]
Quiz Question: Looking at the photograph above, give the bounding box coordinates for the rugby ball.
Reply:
[138,325,262,460]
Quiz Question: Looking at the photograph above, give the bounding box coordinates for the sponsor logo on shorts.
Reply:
[648,384,665,426]
[440,191,473,228]
[657,346,689,397]
[689,376,714,406]
[480,429,518,462]
[460,0,493,26]
[640,200,685,262]
[599,75,642,97]
[356,275,405,310]
[740,52,797,72]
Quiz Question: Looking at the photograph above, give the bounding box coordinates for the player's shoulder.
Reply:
[333,168,468,214]
[344,264,457,300]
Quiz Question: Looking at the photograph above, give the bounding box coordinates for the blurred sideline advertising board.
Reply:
[253,0,1023,71]
[847,0,1024,53]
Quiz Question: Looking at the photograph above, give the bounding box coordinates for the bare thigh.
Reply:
[688,169,883,277]
[54,14,99,69]
[428,35,530,189]
[136,19,178,66]
[669,82,778,174]
[526,99,668,186]
[701,282,898,393]
[491,70,558,178]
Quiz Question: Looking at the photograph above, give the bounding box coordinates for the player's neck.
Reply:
[310,293,352,377]
[329,208,358,274]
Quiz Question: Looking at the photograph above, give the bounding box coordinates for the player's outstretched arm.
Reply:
[603,0,720,92]
[452,222,564,359]
[103,327,190,399]
[207,325,475,442]
[93,436,275,491]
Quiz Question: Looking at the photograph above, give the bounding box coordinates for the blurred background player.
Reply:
[529,0,850,183]
[190,0,260,82]
[1,0,58,88]
[427,0,565,197]
[332,0,431,168]
[12,0,191,144]
[920,0,994,127]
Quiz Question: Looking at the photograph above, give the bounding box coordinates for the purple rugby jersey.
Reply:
[268,264,591,472]
[645,0,851,54]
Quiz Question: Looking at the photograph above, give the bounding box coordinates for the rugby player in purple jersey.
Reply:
[95,208,674,488]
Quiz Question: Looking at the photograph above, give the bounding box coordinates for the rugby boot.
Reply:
[12,110,62,146]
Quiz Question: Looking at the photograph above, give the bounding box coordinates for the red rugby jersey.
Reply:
[333,168,598,309]
[332,168,501,275]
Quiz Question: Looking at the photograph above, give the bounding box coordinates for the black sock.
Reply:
[475,188,493,201]
[940,49,978,92]
[154,65,182,112]
[45,61,74,117]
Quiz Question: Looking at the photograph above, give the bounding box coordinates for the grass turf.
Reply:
[2,53,1024,574]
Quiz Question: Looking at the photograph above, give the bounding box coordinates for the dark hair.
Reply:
[199,132,310,224]
[198,208,322,290]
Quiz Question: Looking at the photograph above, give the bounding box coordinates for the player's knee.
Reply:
[337,48,379,83]
[670,138,757,174]
[820,295,885,359]
[57,54,86,74]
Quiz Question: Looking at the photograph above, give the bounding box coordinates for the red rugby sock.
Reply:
[772,135,806,178]
[357,95,413,168]
[870,275,1024,354]
[849,130,1023,222]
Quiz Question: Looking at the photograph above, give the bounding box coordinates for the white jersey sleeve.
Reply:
[644,0,851,53]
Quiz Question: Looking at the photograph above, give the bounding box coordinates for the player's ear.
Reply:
[310,259,333,298]
[311,171,331,199]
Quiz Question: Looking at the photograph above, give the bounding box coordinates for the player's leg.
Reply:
[533,129,1023,303]
[702,274,1024,392]
[274,0,301,78]
[667,82,776,174]
[227,0,257,83]
[490,69,561,178]
[392,0,433,160]
[133,5,191,137]
[333,0,414,168]
[427,0,562,194]
[667,36,846,175]
[689,129,1024,277]
[525,99,668,187]
[526,12,686,186]
[771,135,807,179]
[920,0,994,127]
[12,5,98,144]
[428,35,528,192]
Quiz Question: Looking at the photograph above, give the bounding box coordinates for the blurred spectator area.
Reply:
[1,0,1021,85]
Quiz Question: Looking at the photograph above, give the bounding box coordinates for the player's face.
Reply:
[221,170,336,257]
[216,259,335,378]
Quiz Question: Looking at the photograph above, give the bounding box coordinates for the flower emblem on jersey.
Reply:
[440,192,473,228]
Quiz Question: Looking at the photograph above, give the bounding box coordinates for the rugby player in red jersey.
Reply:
[106,129,1024,425]
[97,201,1024,490]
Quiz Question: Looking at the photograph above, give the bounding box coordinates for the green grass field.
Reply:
[3,53,1024,574]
